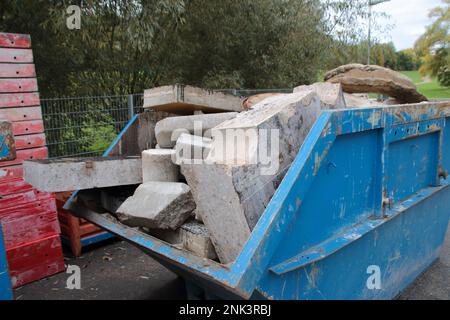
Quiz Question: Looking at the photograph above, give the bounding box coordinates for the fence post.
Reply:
[127,94,135,120]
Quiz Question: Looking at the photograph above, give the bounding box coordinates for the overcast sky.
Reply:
[371,0,443,50]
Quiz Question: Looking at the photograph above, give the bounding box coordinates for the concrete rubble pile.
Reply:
[23,65,428,263]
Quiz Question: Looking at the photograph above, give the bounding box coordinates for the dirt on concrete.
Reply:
[13,239,186,300]
[13,222,450,300]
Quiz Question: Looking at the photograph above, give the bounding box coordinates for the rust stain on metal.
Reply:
[313,143,332,176]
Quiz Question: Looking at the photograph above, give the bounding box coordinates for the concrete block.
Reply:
[116,182,196,230]
[343,93,383,108]
[155,112,237,148]
[293,82,346,109]
[23,156,142,192]
[182,91,322,263]
[144,84,242,114]
[142,149,179,183]
[180,220,217,260]
[174,133,212,165]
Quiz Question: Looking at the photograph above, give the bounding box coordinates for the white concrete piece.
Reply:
[116,182,196,230]
[155,112,237,148]
[174,133,212,165]
[294,82,346,109]
[23,157,142,192]
[180,221,217,260]
[182,91,322,263]
[144,84,243,114]
[142,149,179,183]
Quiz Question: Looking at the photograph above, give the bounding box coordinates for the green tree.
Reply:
[396,49,421,71]
[415,0,450,87]
[1,0,371,95]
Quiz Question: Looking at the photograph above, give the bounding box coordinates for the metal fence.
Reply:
[41,94,144,158]
[41,89,292,159]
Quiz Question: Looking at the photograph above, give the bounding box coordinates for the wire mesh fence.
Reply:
[41,89,292,159]
[41,94,143,158]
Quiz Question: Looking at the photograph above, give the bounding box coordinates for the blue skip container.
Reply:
[67,101,450,300]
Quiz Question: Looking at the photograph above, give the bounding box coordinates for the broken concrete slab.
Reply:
[23,156,142,192]
[343,93,384,108]
[241,93,287,110]
[182,91,322,263]
[207,91,320,168]
[293,82,346,109]
[155,112,237,148]
[142,149,179,183]
[324,64,428,104]
[174,133,212,165]
[144,84,243,115]
[116,182,196,230]
[180,220,217,260]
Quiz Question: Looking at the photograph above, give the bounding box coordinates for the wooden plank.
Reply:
[0,93,40,108]
[0,48,33,63]
[0,177,33,196]
[0,78,38,93]
[13,133,46,150]
[0,106,42,122]
[0,193,56,217]
[0,189,41,209]
[0,147,48,168]
[12,120,44,135]
[0,63,35,78]
[79,223,102,237]
[6,235,65,288]
[0,165,23,177]
[0,33,31,48]
[1,210,60,248]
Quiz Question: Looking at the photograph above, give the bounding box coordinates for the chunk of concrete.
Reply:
[181,91,322,263]
[324,64,428,104]
[174,133,212,165]
[343,93,383,108]
[155,112,237,148]
[144,84,243,114]
[180,220,217,260]
[241,93,287,110]
[294,82,346,109]
[116,182,196,230]
[142,149,179,183]
[23,156,142,192]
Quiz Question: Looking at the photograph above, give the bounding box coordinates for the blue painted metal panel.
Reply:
[67,102,450,300]
[0,224,13,300]
[387,132,440,203]
[443,118,450,177]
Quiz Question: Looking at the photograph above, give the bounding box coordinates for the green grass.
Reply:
[401,71,450,100]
